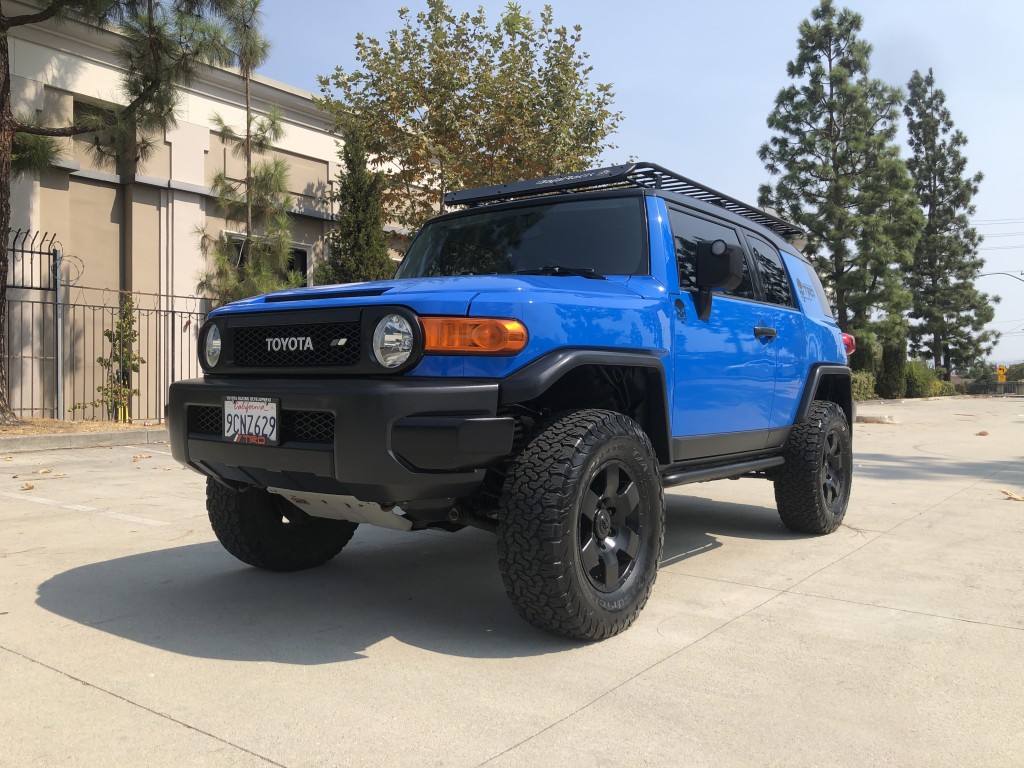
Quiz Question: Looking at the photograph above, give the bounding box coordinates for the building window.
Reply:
[225,232,309,282]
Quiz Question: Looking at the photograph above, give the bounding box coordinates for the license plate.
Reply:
[223,397,279,445]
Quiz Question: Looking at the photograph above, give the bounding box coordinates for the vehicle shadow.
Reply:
[662,492,803,567]
[35,493,791,664]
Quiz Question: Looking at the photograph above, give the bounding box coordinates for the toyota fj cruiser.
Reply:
[168,162,854,641]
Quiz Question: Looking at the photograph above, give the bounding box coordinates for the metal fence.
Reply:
[8,229,59,290]
[5,232,208,422]
[6,286,207,423]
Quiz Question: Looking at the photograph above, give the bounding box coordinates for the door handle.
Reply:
[753,326,778,340]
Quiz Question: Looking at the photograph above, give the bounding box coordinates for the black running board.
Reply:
[661,456,784,487]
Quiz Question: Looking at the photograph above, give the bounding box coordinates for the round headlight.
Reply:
[372,314,414,369]
[204,324,222,368]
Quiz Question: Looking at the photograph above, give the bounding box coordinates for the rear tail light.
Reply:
[841,333,856,358]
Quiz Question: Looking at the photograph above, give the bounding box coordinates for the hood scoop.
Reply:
[264,287,392,303]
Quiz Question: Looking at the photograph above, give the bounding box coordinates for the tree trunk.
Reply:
[833,254,848,331]
[0,25,20,425]
[244,72,252,238]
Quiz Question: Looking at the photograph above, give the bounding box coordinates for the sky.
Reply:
[257,0,1024,365]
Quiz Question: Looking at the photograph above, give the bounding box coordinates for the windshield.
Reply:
[396,196,648,278]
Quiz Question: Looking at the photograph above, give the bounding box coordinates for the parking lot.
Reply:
[2,396,1022,767]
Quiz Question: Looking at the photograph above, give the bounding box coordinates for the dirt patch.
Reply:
[0,419,157,437]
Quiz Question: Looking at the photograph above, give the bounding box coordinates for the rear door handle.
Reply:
[753,326,778,340]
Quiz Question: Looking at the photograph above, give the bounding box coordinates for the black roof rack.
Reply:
[444,162,804,239]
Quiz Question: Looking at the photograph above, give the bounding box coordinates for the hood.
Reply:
[209,274,647,317]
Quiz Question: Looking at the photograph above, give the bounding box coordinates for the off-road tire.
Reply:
[497,409,664,641]
[206,478,358,571]
[774,400,852,534]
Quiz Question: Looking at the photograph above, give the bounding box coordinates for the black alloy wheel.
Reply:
[774,400,852,534]
[497,409,664,641]
[579,460,643,593]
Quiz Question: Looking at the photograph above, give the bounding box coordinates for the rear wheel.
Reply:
[774,400,852,534]
[497,410,664,641]
[206,478,358,571]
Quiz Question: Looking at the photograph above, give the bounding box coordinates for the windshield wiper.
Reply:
[515,266,606,280]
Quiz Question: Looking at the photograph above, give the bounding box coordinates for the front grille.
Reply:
[189,405,222,435]
[281,410,335,443]
[233,322,361,368]
[187,405,334,445]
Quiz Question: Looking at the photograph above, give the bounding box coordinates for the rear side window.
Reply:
[745,233,793,307]
[792,258,835,319]
[668,208,755,300]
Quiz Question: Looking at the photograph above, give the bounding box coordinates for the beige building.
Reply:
[5,3,344,421]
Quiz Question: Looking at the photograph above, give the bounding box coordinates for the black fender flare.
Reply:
[499,349,671,463]
[795,364,854,427]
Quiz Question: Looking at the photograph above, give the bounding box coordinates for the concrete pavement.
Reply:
[1,397,1022,767]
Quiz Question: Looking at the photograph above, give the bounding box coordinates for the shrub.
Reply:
[905,360,938,398]
[849,333,880,375]
[929,379,944,397]
[940,381,957,396]
[876,336,908,399]
[852,371,877,401]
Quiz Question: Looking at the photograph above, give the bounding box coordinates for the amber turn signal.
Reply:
[421,317,528,355]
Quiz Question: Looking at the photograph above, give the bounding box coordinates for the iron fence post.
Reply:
[52,248,64,419]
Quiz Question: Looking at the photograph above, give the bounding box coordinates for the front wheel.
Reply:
[774,400,852,534]
[497,410,664,641]
[206,479,358,571]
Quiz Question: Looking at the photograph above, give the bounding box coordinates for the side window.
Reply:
[667,208,755,300]
[793,258,836,319]
[745,233,793,307]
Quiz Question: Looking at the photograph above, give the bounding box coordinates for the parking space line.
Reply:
[0,491,169,526]
[125,445,173,456]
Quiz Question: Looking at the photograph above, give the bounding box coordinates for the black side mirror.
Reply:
[694,239,744,320]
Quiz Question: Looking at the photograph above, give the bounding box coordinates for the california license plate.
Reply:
[223,397,279,445]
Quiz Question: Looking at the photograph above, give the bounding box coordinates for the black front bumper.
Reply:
[167,376,514,503]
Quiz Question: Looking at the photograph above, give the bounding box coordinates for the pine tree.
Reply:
[903,68,997,376]
[314,121,394,285]
[197,0,300,305]
[758,0,922,339]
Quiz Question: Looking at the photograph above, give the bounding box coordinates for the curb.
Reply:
[0,428,169,454]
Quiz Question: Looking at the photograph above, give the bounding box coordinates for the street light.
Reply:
[978,271,1024,284]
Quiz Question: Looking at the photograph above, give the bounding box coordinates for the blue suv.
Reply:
[168,163,854,640]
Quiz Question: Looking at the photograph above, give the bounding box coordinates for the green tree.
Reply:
[965,362,997,394]
[876,335,908,399]
[758,0,922,339]
[316,0,621,231]
[96,292,146,422]
[903,68,997,377]
[0,0,231,425]
[196,0,301,305]
[314,121,394,285]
